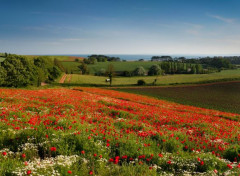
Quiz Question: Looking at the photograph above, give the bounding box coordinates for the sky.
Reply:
[0,0,240,55]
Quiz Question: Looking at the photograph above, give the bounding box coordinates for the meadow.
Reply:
[24,55,84,62]
[0,88,239,175]
[114,81,240,114]
[63,69,240,86]
[61,61,161,74]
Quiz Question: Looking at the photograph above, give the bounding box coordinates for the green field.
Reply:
[61,61,82,73]
[61,61,161,74]
[63,69,240,86]
[24,55,84,62]
[114,81,240,114]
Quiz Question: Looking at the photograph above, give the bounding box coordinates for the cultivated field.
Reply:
[114,81,240,114]
[0,88,239,175]
[63,69,240,86]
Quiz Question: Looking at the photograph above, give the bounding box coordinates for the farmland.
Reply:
[114,81,240,114]
[24,55,84,62]
[61,61,161,74]
[0,88,239,175]
[62,69,240,86]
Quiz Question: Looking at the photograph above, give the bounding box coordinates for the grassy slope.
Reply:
[61,61,81,73]
[24,55,84,62]
[114,81,240,114]
[66,69,240,86]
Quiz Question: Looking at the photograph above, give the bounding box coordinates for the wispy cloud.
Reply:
[61,38,85,41]
[207,14,235,23]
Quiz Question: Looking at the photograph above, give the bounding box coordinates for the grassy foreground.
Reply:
[64,69,240,86]
[114,81,240,114]
[0,88,239,175]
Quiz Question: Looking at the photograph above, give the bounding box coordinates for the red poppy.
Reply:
[50,147,56,152]
[27,170,31,175]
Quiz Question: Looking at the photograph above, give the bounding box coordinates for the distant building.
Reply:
[151,56,172,61]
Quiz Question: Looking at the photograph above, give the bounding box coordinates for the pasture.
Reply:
[61,61,161,74]
[63,69,240,86]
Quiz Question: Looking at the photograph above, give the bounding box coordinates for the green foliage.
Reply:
[78,63,89,75]
[137,79,146,85]
[0,55,34,87]
[223,145,240,162]
[148,64,162,76]
[54,58,66,72]
[88,55,120,62]
[132,66,146,76]
[0,54,62,87]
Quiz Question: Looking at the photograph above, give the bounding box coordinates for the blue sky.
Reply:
[0,0,240,55]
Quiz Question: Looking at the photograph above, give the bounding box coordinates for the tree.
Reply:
[137,79,146,86]
[48,66,61,81]
[2,55,32,87]
[132,66,146,76]
[190,65,196,74]
[78,63,89,74]
[195,64,202,74]
[106,64,115,86]
[36,67,45,87]
[0,65,7,85]
[148,64,162,76]
[54,58,65,72]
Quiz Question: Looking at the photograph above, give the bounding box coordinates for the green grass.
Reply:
[64,69,240,86]
[24,55,83,62]
[61,61,161,74]
[61,61,81,73]
[114,81,240,114]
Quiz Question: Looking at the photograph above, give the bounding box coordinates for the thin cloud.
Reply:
[207,14,235,23]
[61,38,85,41]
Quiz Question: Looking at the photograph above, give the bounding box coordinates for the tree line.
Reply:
[0,54,62,87]
[82,55,121,64]
[151,56,235,70]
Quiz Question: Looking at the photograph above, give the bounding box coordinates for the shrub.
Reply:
[148,64,162,76]
[132,66,146,76]
[137,79,146,85]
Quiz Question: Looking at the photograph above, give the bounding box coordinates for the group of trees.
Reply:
[0,54,62,87]
[152,56,235,70]
[119,62,204,77]
[83,55,121,64]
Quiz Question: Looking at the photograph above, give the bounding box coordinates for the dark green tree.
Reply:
[148,64,162,76]
[78,63,89,74]
[1,55,32,87]
[0,65,7,85]
[106,64,115,86]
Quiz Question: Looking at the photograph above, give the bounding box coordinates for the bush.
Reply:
[148,64,162,76]
[223,145,240,162]
[122,71,132,77]
[137,79,146,86]
[132,66,146,76]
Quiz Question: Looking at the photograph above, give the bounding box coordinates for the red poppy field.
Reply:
[0,88,240,175]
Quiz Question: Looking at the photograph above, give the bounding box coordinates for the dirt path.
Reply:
[67,74,72,83]
[59,74,67,83]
